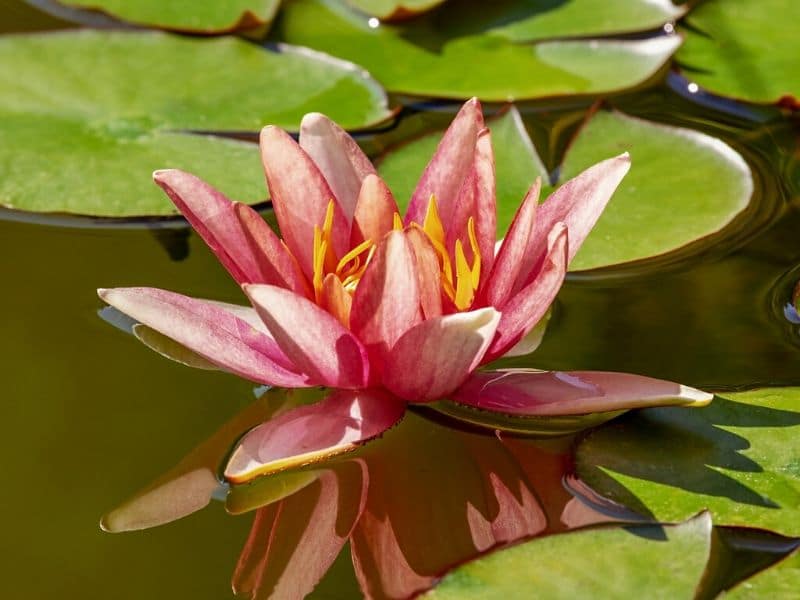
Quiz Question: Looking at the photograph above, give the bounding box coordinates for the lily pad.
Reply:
[37,0,279,32]
[576,388,800,536]
[728,549,800,598]
[424,513,712,598]
[277,0,681,101]
[345,0,446,20]
[378,108,752,271]
[676,0,800,105]
[0,30,390,217]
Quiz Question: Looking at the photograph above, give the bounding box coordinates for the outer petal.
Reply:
[153,169,270,286]
[351,231,422,372]
[484,223,567,362]
[404,98,483,228]
[224,389,406,484]
[453,370,713,416]
[351,174,399,247]
[233,462,367,600]
[482,178,540,308]
[245,284,370,389]
[97,287,307,387]
[260,126,349,278]
[514,153,630,291]
[382,308,501,402]
[471,129,497,279]
[299,112,377,223]
[234,203,312,297]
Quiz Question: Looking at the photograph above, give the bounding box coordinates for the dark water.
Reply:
[1,1,799,598]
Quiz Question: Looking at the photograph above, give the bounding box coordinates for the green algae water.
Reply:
[1,1,799,598]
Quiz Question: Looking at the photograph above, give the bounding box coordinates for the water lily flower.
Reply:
[98,99,712,484]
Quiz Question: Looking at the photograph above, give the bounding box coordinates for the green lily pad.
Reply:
[50,0,279,32]
[728,549,800,598]
[676,0,800,105]
[423,513,712,598]
[345,0,446,20]
[445,0,685,43]
[576,388,800,536]
[0,30,390,217]
[378,107,752,271]
[277,0,681,101]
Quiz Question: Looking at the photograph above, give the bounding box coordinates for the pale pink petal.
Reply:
[481,178,540,308]
[259,126,349,278]
[453,369,713,416]
[405,227,443,319]
[153,169,267,286]
[97,287,307,387]
[224,389,405,483]
[299,112,376,223]
[351,174,399,247]
[471,129,497,280]
[404,99,483,229]
[382,308,501,402]
[514,153,630,291]
[234,203,312,297]
[484,223,567,362]
[244,284,370,389]
[350,231,421,372]
[233,462,367,600]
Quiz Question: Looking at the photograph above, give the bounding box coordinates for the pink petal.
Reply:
[484,223,567,362]
[514,153,630,290]
[405,227,443,319]
[153,169,267,286]
[319,273,352,328]
[481,178,541,308]
[351,174,399,247]
[233,462,367,600]
[350,231,422,373]
[260,126,349,279]
[233,203,312,297]
[404,99,483,229]
[382,308,501,402]
[97,287,307,387]
[471,129,497,280]
[299,112,377,223]
[224,389,406,484]
[244,284,370,389]
[453,369,713,416]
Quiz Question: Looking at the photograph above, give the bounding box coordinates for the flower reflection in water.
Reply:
[102,387,637,599]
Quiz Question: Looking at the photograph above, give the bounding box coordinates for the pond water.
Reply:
[1,1,799,599]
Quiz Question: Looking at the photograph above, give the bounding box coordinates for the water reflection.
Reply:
[102,388,624,598]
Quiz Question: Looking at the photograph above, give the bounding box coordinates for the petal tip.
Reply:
[680,384,714,405]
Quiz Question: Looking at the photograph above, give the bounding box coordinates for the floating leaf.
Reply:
[576,388,800,536]
[277,0,681,101]
[33,0,279,33]
[676,0,799,105]
[423,513,712,598]
[345,0,446,20]
[0,30,390,216]
[447,0,685,42]
[727,549,800,598]
[378,107,752,270]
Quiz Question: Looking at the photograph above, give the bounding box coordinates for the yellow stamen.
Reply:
[422,195,446,248]
[454,239,474,310]
[393,212,404,231]
[467,217,481,289]
[336,238,373,278]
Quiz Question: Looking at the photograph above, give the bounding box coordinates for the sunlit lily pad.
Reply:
[576,388,800,536]
[728,549,800,598]
[676,0,800,105]
[424,513,712,598]
[277,0,681,101]
[36,0,279,32]
[379,108,752,270]
[0,30,390,217]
